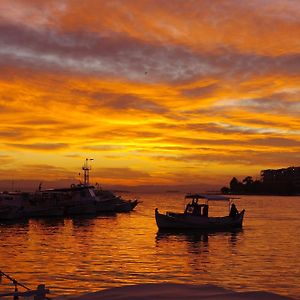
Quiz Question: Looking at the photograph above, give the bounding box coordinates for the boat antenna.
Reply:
[82,158,94,186]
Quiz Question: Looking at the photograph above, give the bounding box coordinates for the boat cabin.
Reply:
[184,200,208,217]
[184,193,238,218]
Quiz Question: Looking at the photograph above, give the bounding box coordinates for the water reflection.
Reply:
[156,230,209,243]
[155,229,244,274]
[0,194,299,299]
[155,229,243,252]
[0,218,29,227]
[156,228,242,243]
[71,212,117,227]
[156,230,209,255]
[0,219,29,240]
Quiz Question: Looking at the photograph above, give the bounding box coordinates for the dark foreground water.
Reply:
[0,194,299,299]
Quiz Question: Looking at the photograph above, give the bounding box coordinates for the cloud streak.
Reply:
[0,1,299,188]
[0,23,299,85]
[5,143,69,151]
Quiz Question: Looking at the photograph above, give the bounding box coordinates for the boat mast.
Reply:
[82,158,94,186]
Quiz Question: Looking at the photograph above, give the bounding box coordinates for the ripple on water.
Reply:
[0,194,299,299]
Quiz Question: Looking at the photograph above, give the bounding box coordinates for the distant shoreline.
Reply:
[221,192,300,197]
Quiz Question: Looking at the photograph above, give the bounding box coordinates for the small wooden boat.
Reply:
[155,194,245,230]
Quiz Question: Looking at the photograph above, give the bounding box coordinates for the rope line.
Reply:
[0,270,51,300]
[0,270,30,291]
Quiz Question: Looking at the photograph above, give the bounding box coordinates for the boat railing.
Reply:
[0,271,50,300]
[0,284,49,300]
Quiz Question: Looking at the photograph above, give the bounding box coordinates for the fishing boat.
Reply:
[155,193,245,230]
[32,159,117,215]
[39,185,100,216]
[22,190,66,217]
[0,158,140,220]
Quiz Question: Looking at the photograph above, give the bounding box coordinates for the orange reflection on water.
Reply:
[0,194,300,299]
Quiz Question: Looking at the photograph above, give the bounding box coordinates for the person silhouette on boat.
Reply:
[184,198,201,216]
[193,201,201,216]
[229,203,239,218]
[184,203,191,214]
[202,204,208,217]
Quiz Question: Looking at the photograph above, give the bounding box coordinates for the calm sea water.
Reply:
[0,194,299,299]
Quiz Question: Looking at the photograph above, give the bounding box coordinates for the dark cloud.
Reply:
[151,148,300,167]
[184,122,262,135]
[19,119,61,126]
[64,154,82,158]
[82,91,168,113]
[0,128,28,139]
[162,136,240,147]
[6,142,69,150]
[93,167,150,179]
[0,23,215,82]
[17,164,76,181]
[0,123,94,143]
[181,83,219,98]
[0,179,75,191]
[82,145,126,151]
[104,95,168,113]
[23,164,67,171]
[249,137,300,147]
[237,118,285,127]
[186,122,286,135]
[82,129,160,142]
[238,92,300,115]
[161,135,300,148]
[0,23,299,84]
[0,103,21,114]
[152,120,300,137]
[152,121,254,135]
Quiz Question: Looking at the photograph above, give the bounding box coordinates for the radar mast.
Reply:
[82,158,94,186]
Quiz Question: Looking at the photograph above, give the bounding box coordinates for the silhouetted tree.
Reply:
[252,179,263,194]
[230,177,239,190]
[242,176,253,193]
[228,177,243,193]
[221,167,300,195]
[242,176,253,186]
[221,186,230,194]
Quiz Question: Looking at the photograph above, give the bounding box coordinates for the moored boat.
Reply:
[0,158,141,220]
[94,188,140,213]
[155,194,245,230]
[0,192,25,220]
[39,185,99,216]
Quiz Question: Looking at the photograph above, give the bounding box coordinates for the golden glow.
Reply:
[0,1,300,189]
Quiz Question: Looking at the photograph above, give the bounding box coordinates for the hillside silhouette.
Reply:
[221,166,300,195]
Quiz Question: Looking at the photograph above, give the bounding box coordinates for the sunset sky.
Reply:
[0,0,299,190]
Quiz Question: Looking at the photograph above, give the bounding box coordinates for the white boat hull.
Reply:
[155,209,245,230]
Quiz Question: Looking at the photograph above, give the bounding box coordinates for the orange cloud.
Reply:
[0,1,299,190]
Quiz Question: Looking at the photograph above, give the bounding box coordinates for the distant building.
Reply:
[260,166,300,193]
